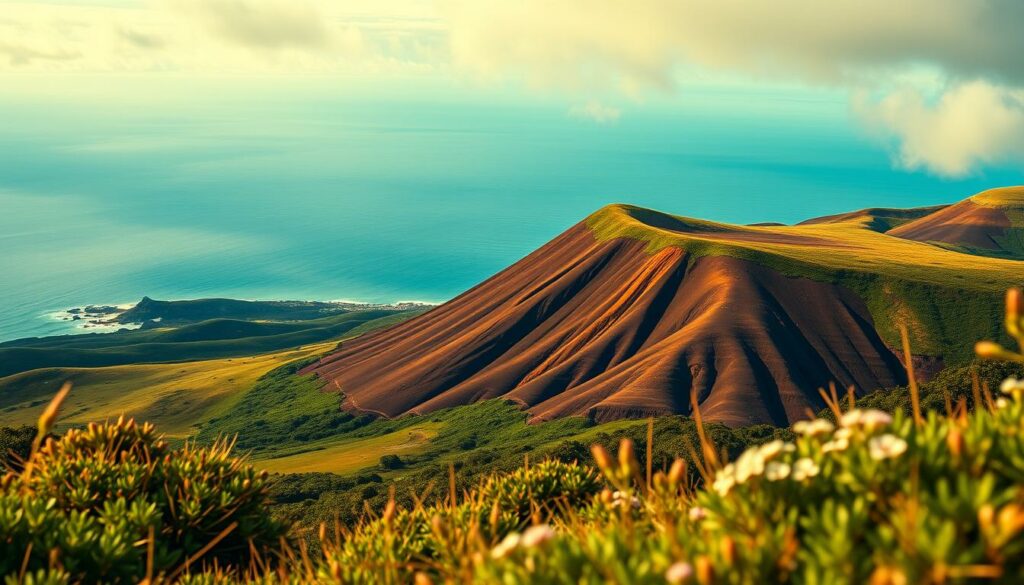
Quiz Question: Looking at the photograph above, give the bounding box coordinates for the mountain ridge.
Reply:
[305,187,1024,426]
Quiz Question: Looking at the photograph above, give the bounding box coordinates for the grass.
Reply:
[0,309,423,378]
[0,309,422,440]
[587,203,1022,291]
[0,342,334,438]
[6,287,1024,583]
[254,422,443,475]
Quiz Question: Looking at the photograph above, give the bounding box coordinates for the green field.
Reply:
[0,309,422,378]
[255,422,443,474]
[0,307,423,439]
[0,342,335,438]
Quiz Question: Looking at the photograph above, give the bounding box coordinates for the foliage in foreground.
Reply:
[6,292,1024,583]
[0,398,286,583]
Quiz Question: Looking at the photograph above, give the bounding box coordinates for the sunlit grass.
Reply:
[254,422,442,475]
[0,342,334,438]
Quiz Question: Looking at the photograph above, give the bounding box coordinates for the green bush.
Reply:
[378,454,403,470]
[323,460,601,583]
[0,418,287,583]
[0,425,35,470]
[476,399,1024,584]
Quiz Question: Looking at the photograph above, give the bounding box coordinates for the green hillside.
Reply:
[0,309,422,377]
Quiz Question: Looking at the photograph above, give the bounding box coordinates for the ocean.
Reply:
[2,77,1021,342]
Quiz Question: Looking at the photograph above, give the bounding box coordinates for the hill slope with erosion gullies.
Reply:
[307,187,1024,427]
[887,186,1024,257]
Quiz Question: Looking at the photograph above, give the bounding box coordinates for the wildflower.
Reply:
[713,464,736,496]
[688,506,707,522]
[734,449,765,483]
[765,461,791,481]
[840,409,892,431]
[834,427,853,440]
[490,533,520,559]
[996,397,1009,409]
[868,434,908,461]
[521,524,555,548]
[611,490,641,509]
[758,439,791,460]
[792,419,834,437]
[792,458,820,481]
[1000,377,1024,400]
[822,437,849,453]
[666,561,694,584]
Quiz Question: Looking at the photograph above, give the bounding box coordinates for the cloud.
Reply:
[568,101,621,124]
[441,0,1024,174]
[0,40,79,66]
[1,0,1022,175]
[854,81,1024,177]
[0,0,443,73]
[443,0,1024,90]
[166,0,331,50]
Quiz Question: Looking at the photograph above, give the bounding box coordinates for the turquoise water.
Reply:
[2,79,1022,342]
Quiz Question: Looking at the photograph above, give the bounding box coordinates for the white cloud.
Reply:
[2,0,1024,175]
[568,101,621,124]
[0,0,444,73]
[441,0,1024,175]
[166,0,331,50]
[854,81,1024,177]
[443,0,1024,91]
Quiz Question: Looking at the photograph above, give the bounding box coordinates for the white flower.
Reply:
[1001,377,1024,393]
[996,397,1010,409]
[868,434,908,461]
[758,439,789,460]
[521,524,555,548]
[834,427,853,440]
[822,437,849,453]
[792,458,820,481]
[793,419,835,437]
[666,561,694,584]
[490,533,521,559]
[611,490,641,509]
[765,461,791,481]
[713,464,736,496]
[840,409,892,431]
[860,410,893,430]
[734,449,765,483]
[688,506,707,522]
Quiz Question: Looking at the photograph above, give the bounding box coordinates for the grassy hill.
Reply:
[0,342,334,438]
[587,190,1024,359]
[0,308,424,439]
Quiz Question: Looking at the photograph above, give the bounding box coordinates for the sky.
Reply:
[3,0,1024,177]
[2,0,1024,340]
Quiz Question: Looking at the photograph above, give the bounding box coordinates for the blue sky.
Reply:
[2,0,1024,178]
[1,0,1024,340]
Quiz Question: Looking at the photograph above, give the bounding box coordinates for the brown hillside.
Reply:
[887,187,1024,254]
[305,223,907,427]
[799,205,946,231]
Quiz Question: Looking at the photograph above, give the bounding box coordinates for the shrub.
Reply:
[0,417,287,583]
[0,425,36,470]
[378,454,404,470]
[322,460,601,583]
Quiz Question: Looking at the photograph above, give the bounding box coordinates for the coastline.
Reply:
[26,297,437,343]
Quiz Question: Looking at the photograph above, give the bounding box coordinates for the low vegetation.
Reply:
[4,292,1024,582]
[0,309,421,378]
